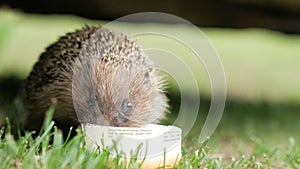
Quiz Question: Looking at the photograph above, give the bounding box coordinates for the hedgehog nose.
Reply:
[94,116,110,126]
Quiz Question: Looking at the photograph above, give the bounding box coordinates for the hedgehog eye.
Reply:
[122,99,132,114]
[143,72,150,89]
[88,95,97,107]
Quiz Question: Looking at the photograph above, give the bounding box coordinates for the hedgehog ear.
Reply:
[143,71,151,90]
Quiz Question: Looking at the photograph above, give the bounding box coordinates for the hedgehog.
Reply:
[24,26,168,135]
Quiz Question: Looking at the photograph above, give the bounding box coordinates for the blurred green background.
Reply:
[0,5,299,161]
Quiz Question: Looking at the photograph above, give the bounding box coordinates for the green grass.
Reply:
[1,92,299,168]
[1,120,299,169]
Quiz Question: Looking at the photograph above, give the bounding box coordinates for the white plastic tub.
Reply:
[82,124,182,168]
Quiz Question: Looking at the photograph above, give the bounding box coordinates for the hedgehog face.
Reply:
[94,61,167,127]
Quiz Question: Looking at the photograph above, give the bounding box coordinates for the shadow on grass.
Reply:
[166,89,300,141]
[0,75,299,143]
[0,75,25,130]
[0,75,24,103]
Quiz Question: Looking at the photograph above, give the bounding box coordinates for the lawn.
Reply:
[0,8,300,168]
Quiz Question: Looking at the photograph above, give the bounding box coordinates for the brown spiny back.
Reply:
[25,26,99,131]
